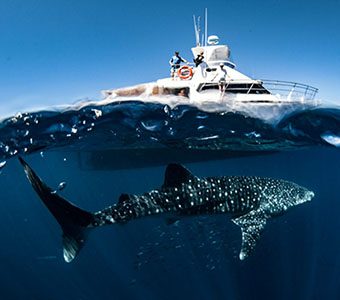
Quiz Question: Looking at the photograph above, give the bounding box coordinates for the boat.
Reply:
[101,11,319,112]
[76,12,321,170]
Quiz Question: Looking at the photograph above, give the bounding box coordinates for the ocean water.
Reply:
[0,100,339,300]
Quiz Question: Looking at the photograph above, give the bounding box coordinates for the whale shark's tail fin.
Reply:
[19,157,94,263]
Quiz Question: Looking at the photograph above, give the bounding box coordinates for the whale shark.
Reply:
[19,157,314,263]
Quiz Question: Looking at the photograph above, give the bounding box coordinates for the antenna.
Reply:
[198,16,201,46]
[193,15,200,46]
[204,8,208,47]
[193,15,201,46]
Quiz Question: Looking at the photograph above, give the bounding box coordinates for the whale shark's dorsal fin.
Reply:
[162,164,196,189]
[118,193,131,204]
[232,209,268,260]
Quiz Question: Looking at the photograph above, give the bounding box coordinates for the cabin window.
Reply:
[198,83,270,94]
[248,84,270,94]
[163,87,189,97]
[199,83,219,91]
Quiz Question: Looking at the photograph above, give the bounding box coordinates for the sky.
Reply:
[1,0,340,117]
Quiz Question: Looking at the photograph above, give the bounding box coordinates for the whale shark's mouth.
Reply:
[307,191,315,200]
[296,191,314,205]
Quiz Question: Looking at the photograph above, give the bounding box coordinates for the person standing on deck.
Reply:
[169,51,188,79]
[217,63,228,92]
[193,51,204,67]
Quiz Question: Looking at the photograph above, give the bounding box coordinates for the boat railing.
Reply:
[261,79,318,101]
[197,79,319,103]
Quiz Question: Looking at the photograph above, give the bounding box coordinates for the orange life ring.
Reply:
[177,66,193,80]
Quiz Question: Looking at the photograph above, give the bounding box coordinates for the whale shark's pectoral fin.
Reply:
[232,209,267,260]
[162,164,197,189]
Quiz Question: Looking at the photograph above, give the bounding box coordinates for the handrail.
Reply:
[197,79,319,101]
[261,79,318,91]
[261,79,318,100]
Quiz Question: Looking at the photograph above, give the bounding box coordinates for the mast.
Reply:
[193,15,201,46]
[193,9,208,47]
[204,8,208,47]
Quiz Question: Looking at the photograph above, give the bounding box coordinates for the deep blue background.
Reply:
[0,147,339,300]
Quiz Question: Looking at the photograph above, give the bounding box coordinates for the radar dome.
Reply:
[207,35,220,45]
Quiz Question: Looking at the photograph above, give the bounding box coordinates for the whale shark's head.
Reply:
[260,180,315,216]
[292,185,315,206]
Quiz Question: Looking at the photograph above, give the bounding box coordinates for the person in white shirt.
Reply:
[217,63,227,92]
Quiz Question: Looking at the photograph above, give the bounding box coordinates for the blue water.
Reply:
[0,100,339,300]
